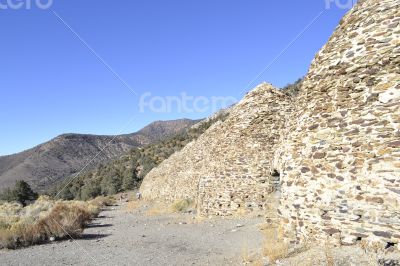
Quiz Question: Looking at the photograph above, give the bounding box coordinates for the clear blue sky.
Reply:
[0,0,351,156]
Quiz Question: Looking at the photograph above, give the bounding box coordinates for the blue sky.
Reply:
[0,0,352,156]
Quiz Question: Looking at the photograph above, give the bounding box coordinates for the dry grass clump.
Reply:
[170,199,194,213]
[146,201,170,216]
[22,196,54,219]
[144,198,195,216]
[242,225,290,265]
[88,196,115,209]
[0,203,91,249]
[0,202,23,230]
[0,196,110,249]
[125,200,145,212]
[241,242,259,265]
[262,227,289,262]
[0,202,23,216]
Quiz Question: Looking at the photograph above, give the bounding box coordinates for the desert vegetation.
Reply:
[0,195,114,249]
[124,198,197,216]
[261,226,289,262]
[170,199,195,213]
[242,224,290,265]
[281,78,303,97]
[0,180,38,206]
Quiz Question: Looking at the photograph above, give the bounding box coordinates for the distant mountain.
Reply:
[0,119,198,192]
[52,109,230,200]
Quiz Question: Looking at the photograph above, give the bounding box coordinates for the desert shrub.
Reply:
[55,187,75,200]
[88,196,115,209]
[121,168,137,191]
[0,202,23,216]
[0,189,15,202]
[0,181,38,206]
[100,174,121,196]
[0,196,110,249]
[281,78,303,97]
[0,229,17,249]
[36,203,92,239]
[139,160,157,179]
[262,227,289,262]
[0,220,11,230]
[22,198,53,219]
[80,183,101,201]
[171,199,194,213]
[0,201,23,231]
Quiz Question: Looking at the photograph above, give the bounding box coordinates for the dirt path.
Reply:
[0,202,264,266]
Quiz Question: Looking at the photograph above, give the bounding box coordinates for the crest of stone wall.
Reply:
[277,0,400,249]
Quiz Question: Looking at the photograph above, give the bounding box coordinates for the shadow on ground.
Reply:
[79,233,111,240]
[86,223,113,228]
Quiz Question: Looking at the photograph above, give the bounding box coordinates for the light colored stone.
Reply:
[379,87,400,103]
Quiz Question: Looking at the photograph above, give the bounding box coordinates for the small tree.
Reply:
[0,180,38,206]
[80,183,101,201]
[100,168,122,196]
[57,186,75,200]
[122,165,138,191]
[14,180,38,206]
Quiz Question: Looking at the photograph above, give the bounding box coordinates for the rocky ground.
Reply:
[0,201,264,266]
[1,200,399,266]
[279,245,400,266]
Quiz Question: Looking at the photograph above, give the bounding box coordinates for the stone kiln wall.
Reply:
[140,84,293,216]
[140,0,400,249]
[277,0,400,249]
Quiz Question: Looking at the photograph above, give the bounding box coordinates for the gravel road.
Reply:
[0,202,264,266]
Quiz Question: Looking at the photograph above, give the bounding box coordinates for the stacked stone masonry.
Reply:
[277,0,400,249]
[140,0,400,250]
[141,83,293,216]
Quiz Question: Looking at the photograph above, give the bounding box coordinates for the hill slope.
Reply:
[52,110,230,200]
[0,119,197,192]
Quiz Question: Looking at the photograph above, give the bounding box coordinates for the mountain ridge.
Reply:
[51,110,230,200]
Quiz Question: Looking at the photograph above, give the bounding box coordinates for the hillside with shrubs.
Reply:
[49,110,230,201]
[0,119,197,193]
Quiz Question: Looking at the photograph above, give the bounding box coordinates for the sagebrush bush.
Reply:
[0,196,110,249]
[88,196,115,208]
[22,198,53,219]
[171,199,194,213]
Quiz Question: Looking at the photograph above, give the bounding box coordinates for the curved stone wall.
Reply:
[140,83,293,216]
[277,0,400,248]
